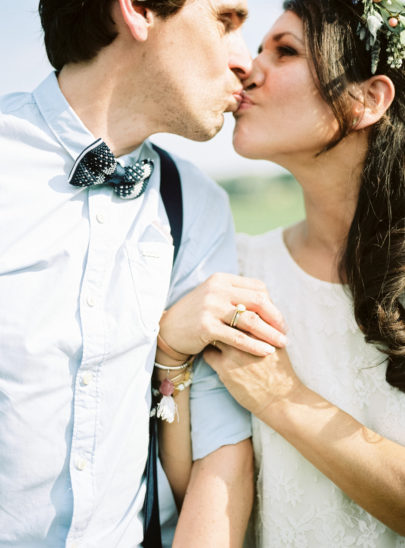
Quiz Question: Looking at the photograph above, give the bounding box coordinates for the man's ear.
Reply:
[118,0,154,42]
[353,75,395,130]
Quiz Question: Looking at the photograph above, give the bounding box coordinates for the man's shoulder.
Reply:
[156,147,229,205]
[167,151,231,236]
[0,90,35,116]
[0,91,40,142]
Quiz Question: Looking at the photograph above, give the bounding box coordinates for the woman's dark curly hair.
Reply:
[38,0,187,71]
[284,0,405,391]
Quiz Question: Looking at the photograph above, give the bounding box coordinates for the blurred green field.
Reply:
[219,173,305,235]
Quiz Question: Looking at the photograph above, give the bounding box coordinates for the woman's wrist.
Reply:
[152,360,194,423]
[157,331,190,361]
[256,381,314,434]
[155,347,188,367]
[155,311,194,378]
[158,310,193,358]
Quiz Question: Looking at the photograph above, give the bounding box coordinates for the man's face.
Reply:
[145,0,252,141]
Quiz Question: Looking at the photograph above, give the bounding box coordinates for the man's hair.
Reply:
[38,0,187,71]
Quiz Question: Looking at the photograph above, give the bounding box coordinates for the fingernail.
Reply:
[281,321,288,333]
[279,334,288,346]
[263,343,276,354]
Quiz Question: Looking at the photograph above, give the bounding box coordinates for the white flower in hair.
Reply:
[367,13,384,44]
[356,0,405,72]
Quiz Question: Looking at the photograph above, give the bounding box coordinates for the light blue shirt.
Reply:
[0,73,251,548]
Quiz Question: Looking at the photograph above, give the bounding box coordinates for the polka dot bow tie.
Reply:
[68,138,154,200]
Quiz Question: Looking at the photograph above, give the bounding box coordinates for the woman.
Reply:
[155,0,405,545]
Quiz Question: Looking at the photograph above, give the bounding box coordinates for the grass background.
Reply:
[219,173,305,235]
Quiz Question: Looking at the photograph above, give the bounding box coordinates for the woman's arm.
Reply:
[154,359,193,511]
[156,272,286,505]
[155,350,255,546]
[204,344,405,535]
[155,271,285,534]
[173,439,254,548]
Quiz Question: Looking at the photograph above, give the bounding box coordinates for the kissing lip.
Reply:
[232,89,244,103]
[240,91,254,106]
[226,89,244,112]
[235,92,255,113]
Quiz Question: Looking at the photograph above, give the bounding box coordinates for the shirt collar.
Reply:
[33,72,144,165]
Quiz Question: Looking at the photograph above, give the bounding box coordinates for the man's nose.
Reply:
[229,31,253,81]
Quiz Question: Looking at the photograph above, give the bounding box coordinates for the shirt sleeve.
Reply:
[165,157,252,461]
[190,356,252,460]
[166,159,238,304]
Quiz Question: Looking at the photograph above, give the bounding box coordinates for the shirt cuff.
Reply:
[190,356,252,461]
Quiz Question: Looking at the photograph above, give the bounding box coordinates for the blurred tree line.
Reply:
[219,172,305,235]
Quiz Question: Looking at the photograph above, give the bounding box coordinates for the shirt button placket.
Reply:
[67,195,110,543]
[96,212,105,224]
[81,371,93,386]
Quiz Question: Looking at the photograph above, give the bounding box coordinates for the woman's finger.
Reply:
[229,309,287,348]
[209,322,276,357]
[207,272,268,293]
[224,290,287,336]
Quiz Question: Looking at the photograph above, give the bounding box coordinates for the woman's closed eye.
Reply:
[276,45,298,58]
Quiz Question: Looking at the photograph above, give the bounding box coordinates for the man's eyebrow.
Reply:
[219,4,249,22]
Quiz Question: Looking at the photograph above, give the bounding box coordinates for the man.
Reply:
[0,0,255,546]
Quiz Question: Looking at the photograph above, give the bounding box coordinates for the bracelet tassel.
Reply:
[156,378,178,423]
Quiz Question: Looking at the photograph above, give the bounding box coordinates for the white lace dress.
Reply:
[237,228,405,548]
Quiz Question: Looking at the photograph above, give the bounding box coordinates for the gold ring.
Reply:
[230,303,246,328]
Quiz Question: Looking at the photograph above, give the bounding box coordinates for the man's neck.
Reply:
[58,56,155,157]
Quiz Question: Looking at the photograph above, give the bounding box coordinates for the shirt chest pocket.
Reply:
[125,241,174,333]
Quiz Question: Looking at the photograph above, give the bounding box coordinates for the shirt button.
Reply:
[75,457,88,471]
[86,295,95,307]
[96,213,105,224]
[81,372,93,386]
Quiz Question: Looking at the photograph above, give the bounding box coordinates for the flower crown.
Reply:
[353,0,405,73]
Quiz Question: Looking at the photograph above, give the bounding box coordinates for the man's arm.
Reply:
[173,439,254,548]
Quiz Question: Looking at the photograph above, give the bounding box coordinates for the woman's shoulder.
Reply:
[236,227,284,277]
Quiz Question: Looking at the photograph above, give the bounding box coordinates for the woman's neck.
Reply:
[281,131,369,282]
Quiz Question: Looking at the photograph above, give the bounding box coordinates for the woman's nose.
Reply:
[242,57,265,89]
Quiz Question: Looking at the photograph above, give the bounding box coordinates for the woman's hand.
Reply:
[159,273,287,358]
[203,343,302,420]
[205,343,405,535]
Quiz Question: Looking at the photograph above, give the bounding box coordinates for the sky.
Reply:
[0,0,285,178]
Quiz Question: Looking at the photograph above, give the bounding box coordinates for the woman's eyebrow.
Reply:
[273,31,304,44]
[258,30,304,54]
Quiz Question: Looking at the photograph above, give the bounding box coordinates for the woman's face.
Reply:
[233,10,340,163]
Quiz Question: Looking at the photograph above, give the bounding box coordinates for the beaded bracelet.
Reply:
[151,361,194,423]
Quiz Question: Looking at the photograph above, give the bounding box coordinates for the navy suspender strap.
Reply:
[142,416,162,548]
[142,145,183,548]
[153,144,183,262]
